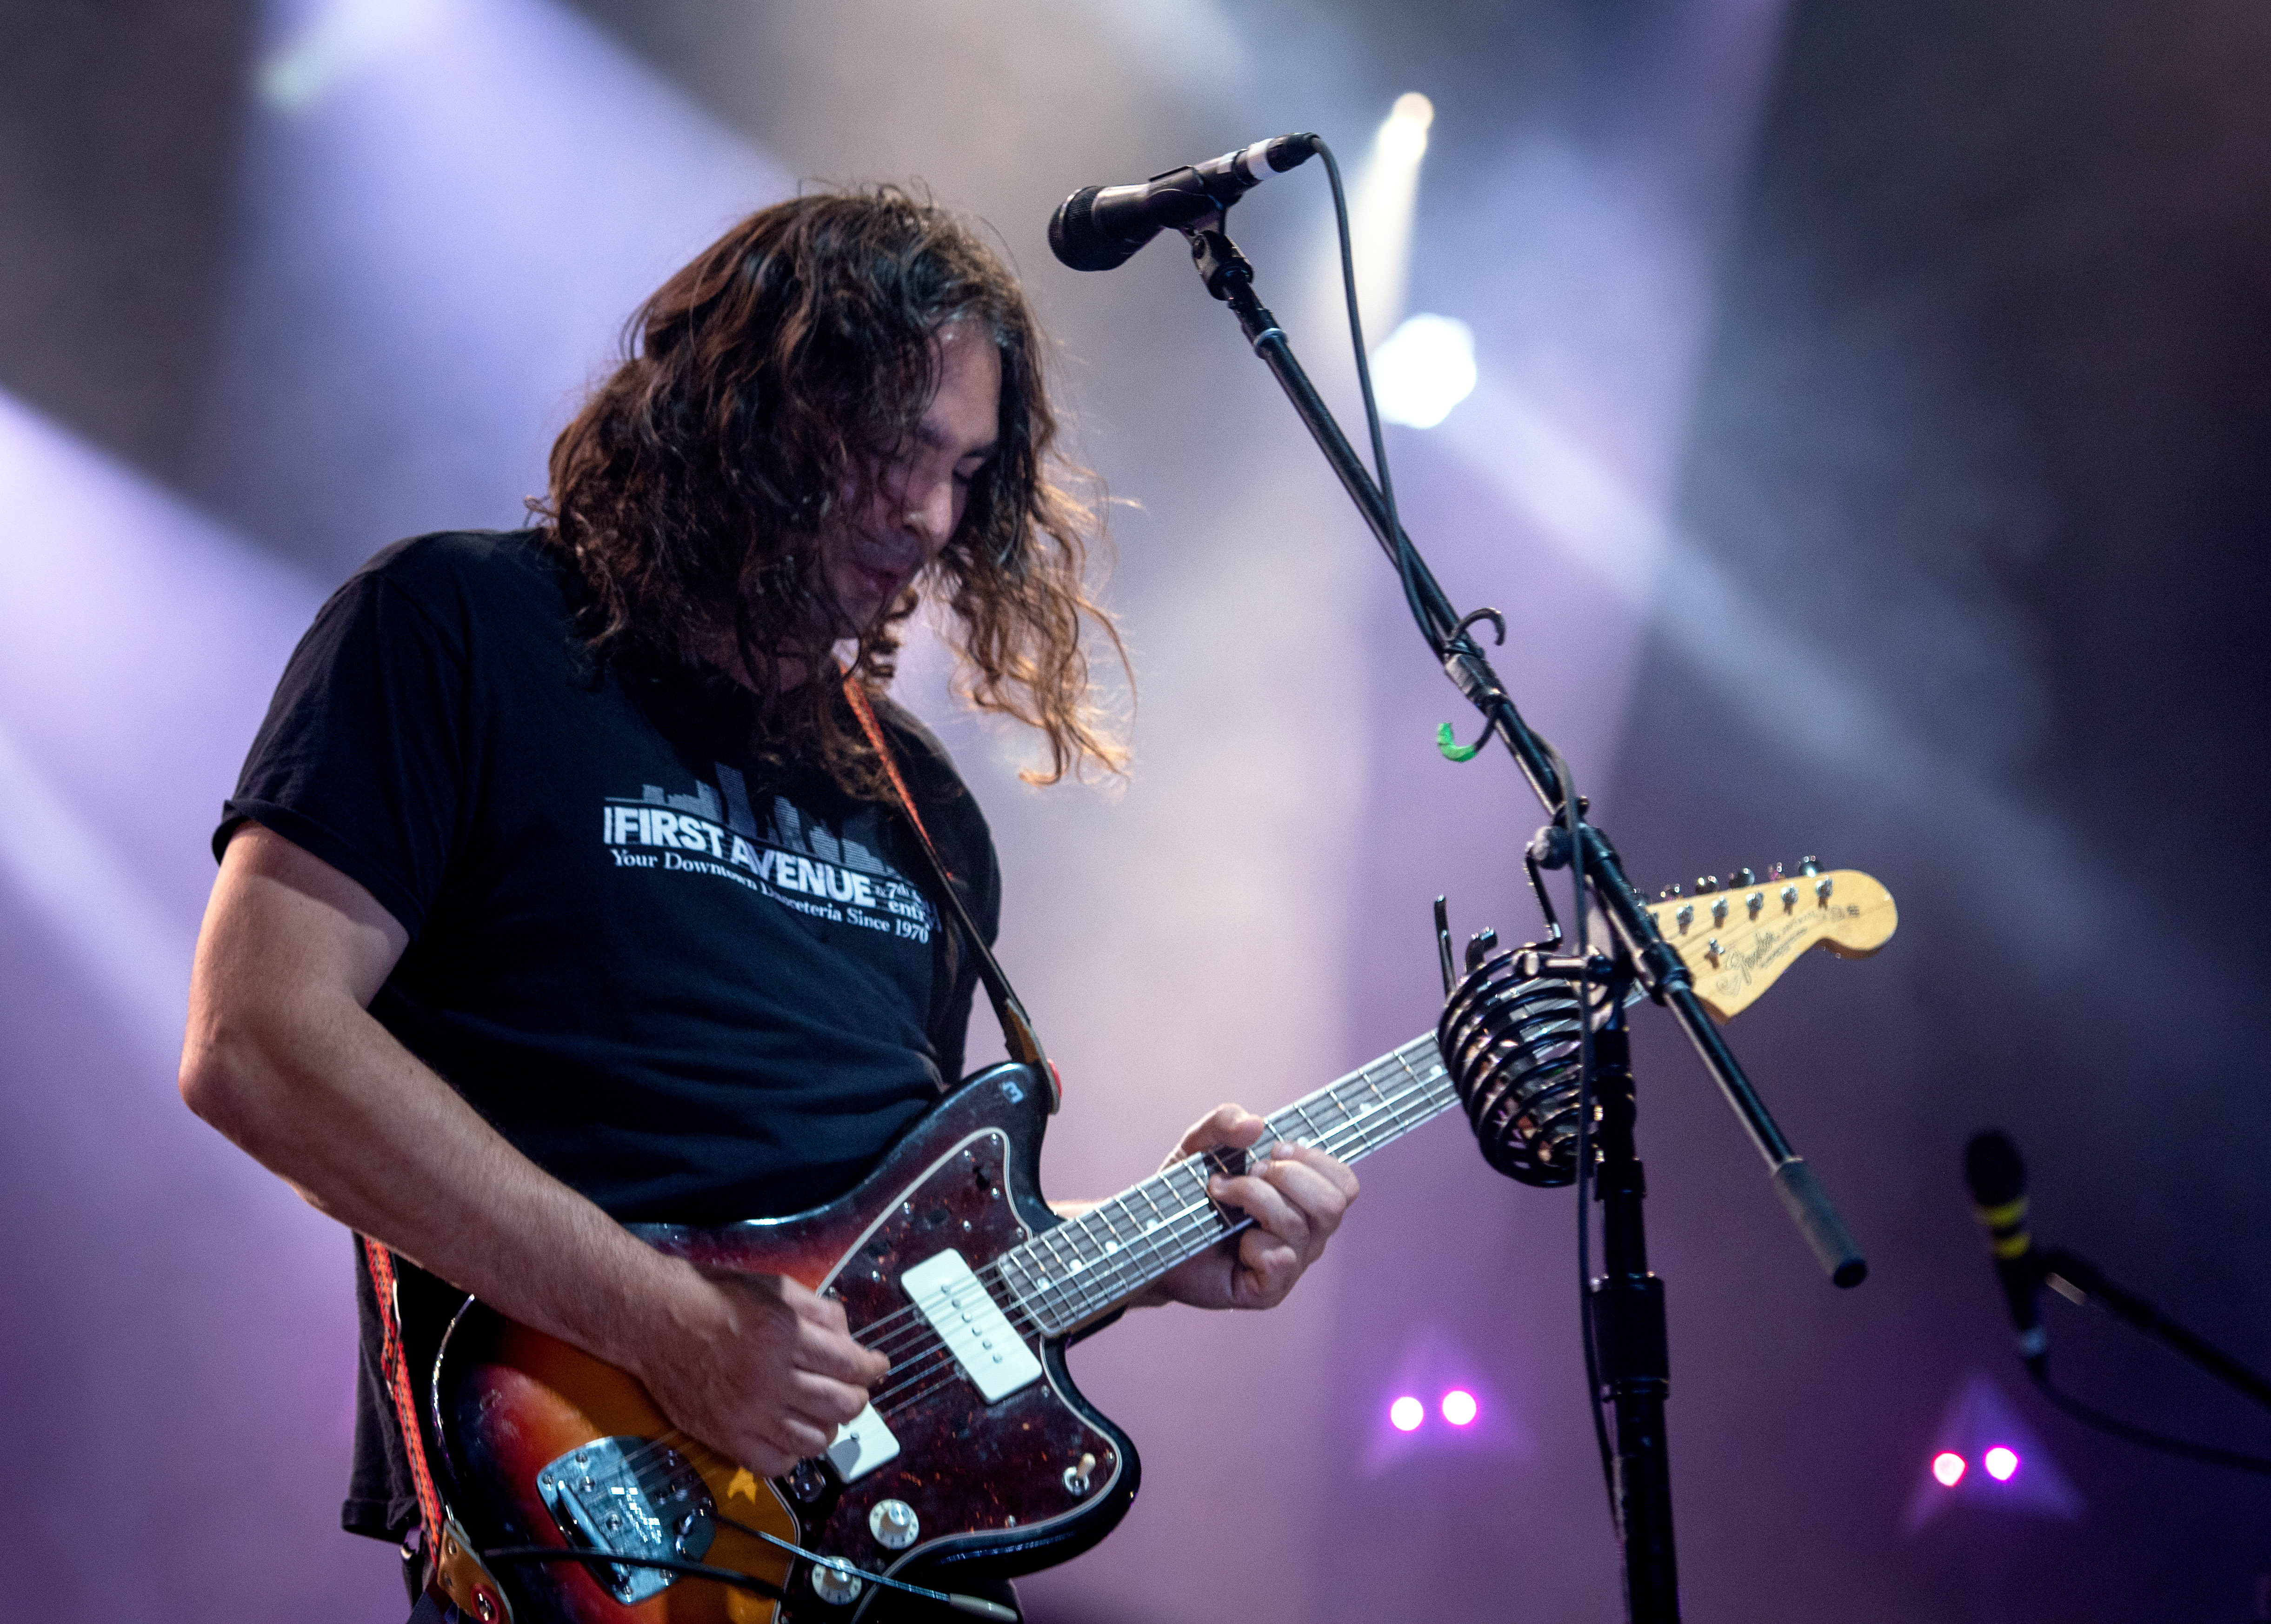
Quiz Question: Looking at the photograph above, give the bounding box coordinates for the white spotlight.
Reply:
[1338,91,1438,339]
[1372,313,1477,429]
[1377,92,1435,163]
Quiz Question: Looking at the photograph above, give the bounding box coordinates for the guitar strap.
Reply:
[841,674,1059,1112]
[363,1236,512,1623]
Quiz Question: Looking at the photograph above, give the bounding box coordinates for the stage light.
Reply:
[1441,1389,1478,1426]
[1931,1451,1967,1487]
[1983,1446,2020,1482]
[1377,93,1434,164]
[1372,314,1478,429]
[1389,1396,1425,1432]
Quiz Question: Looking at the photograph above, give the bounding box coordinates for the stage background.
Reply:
[2,1,2266,1619]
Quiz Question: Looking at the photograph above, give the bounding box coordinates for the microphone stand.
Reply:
[2038,1248,2271,1410]
[1174,216,1870,1623]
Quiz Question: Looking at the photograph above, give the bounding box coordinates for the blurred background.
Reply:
[4,0,2269,1619]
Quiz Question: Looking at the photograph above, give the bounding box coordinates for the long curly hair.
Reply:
[532,186,1126,793]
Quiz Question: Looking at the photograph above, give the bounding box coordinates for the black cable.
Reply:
[483,1540,1018,1618]
[1312,119,1616,1536]
[2027,1368,2271,1476]
[480,1546,786,1602]
[1313,138,1442,652]
[1546,740,1619,1530]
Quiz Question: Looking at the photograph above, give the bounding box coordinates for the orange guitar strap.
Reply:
[841,675,1059,1109]
[363,1236,447,1550]
[363,1236,512,1623]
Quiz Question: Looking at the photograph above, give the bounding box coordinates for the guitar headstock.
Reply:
[1643,860,1896,1021]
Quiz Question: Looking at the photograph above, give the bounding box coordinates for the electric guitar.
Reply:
[426,866,1895,1622]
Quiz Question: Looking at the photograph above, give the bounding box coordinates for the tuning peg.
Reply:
[1799,855,1820,876]
[1657,884,1683,900]
[1767,862,1785,881]
[1695,875,1719,894]
[1731,866,1757,887]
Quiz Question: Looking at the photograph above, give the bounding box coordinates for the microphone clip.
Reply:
[1182,219,1257,305]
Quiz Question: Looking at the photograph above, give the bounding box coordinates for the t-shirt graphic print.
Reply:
[600,764,939,947]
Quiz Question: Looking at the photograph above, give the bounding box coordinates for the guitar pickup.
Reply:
[901,1249,1044,1404]
[826,1402,901,1484]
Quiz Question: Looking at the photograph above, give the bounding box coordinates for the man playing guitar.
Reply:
[179,188,1358,1622]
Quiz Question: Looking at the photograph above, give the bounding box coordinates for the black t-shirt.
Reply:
[216,529,999,1541]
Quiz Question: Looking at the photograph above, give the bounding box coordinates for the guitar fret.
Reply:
[999,1035,1458,1336]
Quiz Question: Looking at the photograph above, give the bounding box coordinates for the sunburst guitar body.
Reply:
[434,1066,1135,1623]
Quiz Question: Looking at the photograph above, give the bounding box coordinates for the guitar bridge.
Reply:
[535,1436,716,1604]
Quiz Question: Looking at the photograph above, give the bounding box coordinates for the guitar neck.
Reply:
[997,1033,1453,1337]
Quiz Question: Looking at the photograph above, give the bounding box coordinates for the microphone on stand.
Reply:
[1965,1129,2048,1372]
[1047,133,1318,272]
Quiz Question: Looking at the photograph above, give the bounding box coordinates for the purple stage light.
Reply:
[1441,1389,1478,1426]
[1390,1396,1425,1432]
[1931,1451,1966,1487]
[1983,1446,2019,1482]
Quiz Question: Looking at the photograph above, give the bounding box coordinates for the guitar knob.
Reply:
[811,1564,866,1606]
[870,1498,920,1551]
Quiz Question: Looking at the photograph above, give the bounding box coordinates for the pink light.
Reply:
[1390,1396,1425,1432]
[1441,1390,1478,1426]
[1931,1451,1967,1487]
[1983,1446,2020,1481]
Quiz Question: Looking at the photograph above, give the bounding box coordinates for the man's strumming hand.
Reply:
[633,1267,891,1479]
[1146,1105,1359,1313]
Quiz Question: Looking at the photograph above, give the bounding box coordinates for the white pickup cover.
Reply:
[826,1402,901,1483]
[900,1249,1043,1404]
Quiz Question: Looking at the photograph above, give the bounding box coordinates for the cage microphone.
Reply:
[1965,1129,2048,1371]
[1047,133,1318,272]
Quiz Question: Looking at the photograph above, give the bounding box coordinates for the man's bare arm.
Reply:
[179,823,886,1474]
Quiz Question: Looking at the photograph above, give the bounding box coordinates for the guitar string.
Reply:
[864,1053,1458,1420]
[716,1041,1448,1403]
[810,1045,1450,1384]
[854,1041,1448,1357]
[598,1051,1453,1485]
[600,1053,1454,1494]
[822,1037,1447,1363]
[601,1047,1452,1482]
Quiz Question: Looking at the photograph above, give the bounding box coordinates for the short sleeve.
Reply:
[217,570,469,939]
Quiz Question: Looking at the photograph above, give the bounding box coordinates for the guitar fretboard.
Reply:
[996,1033,1452,1337]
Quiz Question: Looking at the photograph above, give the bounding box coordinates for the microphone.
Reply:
[1965,1129,2047,1370]
[1048,133,1318,272]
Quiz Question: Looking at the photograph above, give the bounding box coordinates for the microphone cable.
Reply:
[1554,739,1623,1534]
[1312,131,1620,1529]
[1312,139,1430,649]
[2025,1364,2271,1476]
